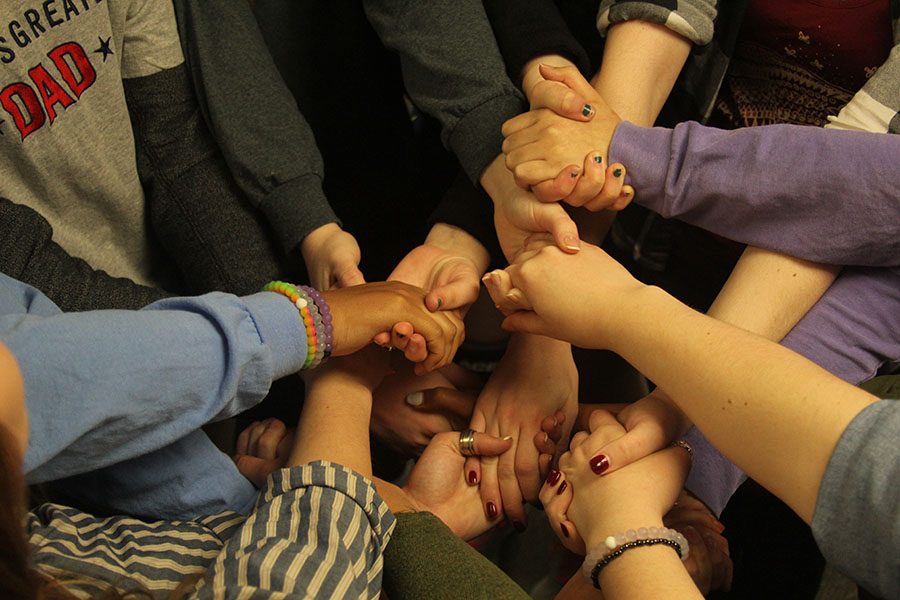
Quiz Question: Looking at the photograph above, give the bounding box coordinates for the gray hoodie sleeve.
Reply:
[173,0,338,257]
[812,399,900,600]
[363,0,526,182]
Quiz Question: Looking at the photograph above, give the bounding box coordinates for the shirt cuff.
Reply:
[597,1,715,45]
[260,173,341,258]
[449,93,525,183]
[242,291,308,378]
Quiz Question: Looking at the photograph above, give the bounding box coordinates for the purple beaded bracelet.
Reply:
[301,286,334,360]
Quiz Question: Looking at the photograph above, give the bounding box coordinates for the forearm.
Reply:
[610,285,878,522]
[290,375,374,477]
[592,21,692,126]
[426,223,492,276]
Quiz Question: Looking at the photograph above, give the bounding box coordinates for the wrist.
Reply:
[301,222,342,257]
[583,513,666,552]
[425,223,491,274]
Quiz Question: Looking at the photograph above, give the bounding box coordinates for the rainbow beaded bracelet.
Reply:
[262,281,333,369]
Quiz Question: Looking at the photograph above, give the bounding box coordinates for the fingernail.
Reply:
[395,332,406,339]
[481,273,491,283]
[405,391,424,407]
[563,235,581,252]
[502,435,513,442]
[593,154,603,164]
[589,454,610,475]
[556,480,568,495]
[560,523,570,538]
[513,521,527,533]
[613,168,623,178]
[467,470,478,485]
[546,469,561,486]
[582,103,594,118]
[542,432,549,444]
[487,502,498,519]
[436,297,443,309]
[569,169,579,179]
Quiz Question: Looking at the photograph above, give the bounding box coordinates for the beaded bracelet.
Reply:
[300,286,333,359]
[582,527,689,590]
[262,281,331,369]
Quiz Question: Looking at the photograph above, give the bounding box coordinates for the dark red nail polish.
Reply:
[513,521,526,533]
[561,523,570,538]
[467,470,478,485]
[590,454,610,475]
[546,469,561,486]
[556,480,568,495]
[487,502,498,519]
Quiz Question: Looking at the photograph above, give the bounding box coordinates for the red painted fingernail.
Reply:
[546,469,561,486]
[487,502,498,519]
[513,521,526,533]
[556,480,568,495]
[561,523,570,538]
[590,454,610,475]
[467,470,478,485]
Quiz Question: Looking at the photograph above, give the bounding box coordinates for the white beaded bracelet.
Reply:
[582,526,690,585]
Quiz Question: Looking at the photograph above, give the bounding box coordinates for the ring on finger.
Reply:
[672,439,693,459]
[459,428,478,457]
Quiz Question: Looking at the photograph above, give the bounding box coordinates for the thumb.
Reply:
[588,419,669,476]
[425,269,480,312]
[539,63,599,100]
[472,431,513,457]
[335,266,366,288]
[413,387,476,424]
[501,311,548,336]
[531,202,581,253]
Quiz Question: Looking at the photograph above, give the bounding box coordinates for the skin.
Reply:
[487,242,877,523]
[0,343,27,458]
[300,222,365,290]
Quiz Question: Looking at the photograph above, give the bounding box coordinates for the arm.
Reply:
[609,122,900,266]
[0,198,169,311]
[172,0,339,259]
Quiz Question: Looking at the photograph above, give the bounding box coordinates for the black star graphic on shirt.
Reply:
[0,119,5,136]
[94,36,114,62]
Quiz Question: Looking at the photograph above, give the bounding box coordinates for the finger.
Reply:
[568,430,589,450]
[425,273,480,312]
[530,166,581,203]
[482,271,518,316]
[583,163,626,213]
[256,419,287,461]
[507,160,578,193]
[247,420,271,456]
[414,388,477,426]
[533,430,556,455]
[538,452,553,481]
[498,435,528,527]
[465,411,487,487]
[479,453,503,522]
[588,418,671,477]
[471,431,514,457]
[538,63,600,100]
[564,152,606,208]
[682,526,712,594]
[334,266,366,289]
[372,331,391,347]
[391,322,414,352]
[235,421,256,456]
[532,201,581,254]
[500,311,548,337]
[502,125,545,156]
[528,77,596,121]
[516,428,544,504]
[402,333,428,364]
[234,455,273,489]
[504,288,533,312]
[609,184,635,212]
[501,109,542,137]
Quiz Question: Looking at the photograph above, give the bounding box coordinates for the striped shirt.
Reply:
[27,461,395,599]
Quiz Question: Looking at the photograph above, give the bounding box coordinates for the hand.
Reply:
[579,389,691,477]
[556,410,691,551]
[665,492,733,594]
[467,334,578,529]
[321,281,465,374]
[484,240,644,349]
[371,362,480,457]
[503,65,632,210]
[481,156,582,261]
[233,418,294,487]
[404,431,513,540]
[301,223,365,290]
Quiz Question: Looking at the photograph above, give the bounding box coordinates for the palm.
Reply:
[404,435,494,540]
[389,244,481,309]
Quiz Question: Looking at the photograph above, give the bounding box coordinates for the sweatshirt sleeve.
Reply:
[812,399,900,600]
[482,0,591,85]
[825,43,900,134]
[596,0,717,46]
[0,274,308,482]
[193,461,395,599]
[685,266,900,515]
[609,121,900,267]
[172,0,339,257]
[363,0,525,182]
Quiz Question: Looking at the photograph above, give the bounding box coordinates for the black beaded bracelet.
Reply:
[590,537,683,589]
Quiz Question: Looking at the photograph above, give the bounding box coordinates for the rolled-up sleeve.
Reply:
[597,0,717,45]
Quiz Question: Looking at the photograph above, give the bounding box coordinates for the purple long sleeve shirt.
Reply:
[610,121,900,513]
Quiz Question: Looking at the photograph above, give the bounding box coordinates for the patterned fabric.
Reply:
[597,0,718,45]
[28,461,395,599]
